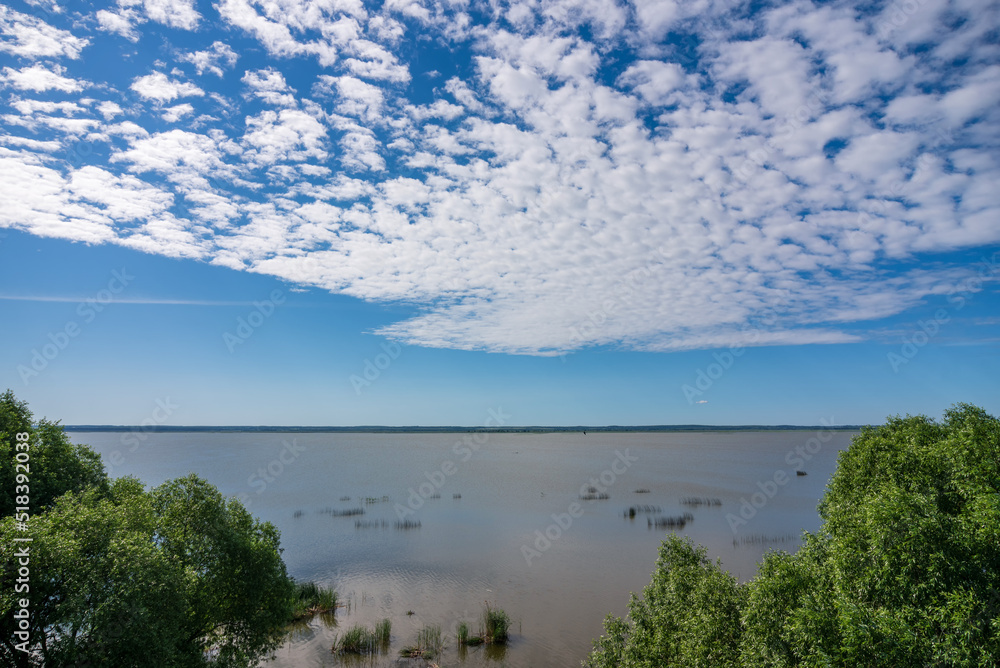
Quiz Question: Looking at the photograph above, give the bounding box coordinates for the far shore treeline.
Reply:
[3,388,997,667]
[60,424,863,433]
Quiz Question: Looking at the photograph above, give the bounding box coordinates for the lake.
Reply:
[71,429,857,667]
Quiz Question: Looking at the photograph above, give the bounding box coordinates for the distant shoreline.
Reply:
[62,424,864,434]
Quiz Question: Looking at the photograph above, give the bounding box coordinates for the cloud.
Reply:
[130,71,205,102]
[96,0,200,40]
[1,0,998,355]
[1,64,85,92]
[242,68,297,106]
[179,41,238,76]
[0,6,88,58]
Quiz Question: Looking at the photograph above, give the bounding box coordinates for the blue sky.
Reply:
[0,0,997,426]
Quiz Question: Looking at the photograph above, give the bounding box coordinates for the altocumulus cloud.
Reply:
[0,0,998,354]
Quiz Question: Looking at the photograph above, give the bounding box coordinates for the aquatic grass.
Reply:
[400,624,443,659]
[394,520,421,530]
[625,505,662,517]
[333,619,390,654]
[481,602,511,644]
[354,519,388,529]
[680,496,722,507]
[634,488,651,493]
[457,620,483,646]
[322,507,365,517]
[648,513,694,530]
[580,492,610,500]
[334,625,374,654]
[291,581,338,620]
[373,618,391,646]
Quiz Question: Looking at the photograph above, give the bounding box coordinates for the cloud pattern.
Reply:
[0,0,998,354]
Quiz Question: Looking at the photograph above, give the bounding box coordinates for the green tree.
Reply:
[1,475,294,667]
[0,392,296,667]
[585,534,745,668]
[587,405,1000,667]
[0,389,107,517]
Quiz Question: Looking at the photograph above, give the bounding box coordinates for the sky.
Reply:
[0,0,997,426]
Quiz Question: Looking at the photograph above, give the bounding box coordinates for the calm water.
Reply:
[72,430,857,667]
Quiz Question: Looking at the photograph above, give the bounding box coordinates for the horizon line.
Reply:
[61,423,865,433]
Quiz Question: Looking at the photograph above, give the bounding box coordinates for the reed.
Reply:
[625,504,662,517]
[648,513,693,529]
[680,497,722,507]
[481,602,511,644]
[400,624,442,659]
[322,507,365,517]
[291,581,337,620]
[333,618,390,654]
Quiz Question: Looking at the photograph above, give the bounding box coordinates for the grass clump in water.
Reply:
[291,581,337,620]
[333,618,391,654]
[481,602,511,644]
[457,620,483,646]
[400,624,443,659]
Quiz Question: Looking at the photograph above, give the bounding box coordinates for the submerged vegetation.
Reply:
[400,624,444,659]
[481,602,512,644]
[291,581,338,620]
[647,512,693,529]
[333,618,391,654]
[586,405,1000,667]
[580,486,611,500]
[321,506,365,517]
[680,496,722,507]
[625,504,662,517]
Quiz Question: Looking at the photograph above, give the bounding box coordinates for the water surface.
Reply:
[74,429,856,667]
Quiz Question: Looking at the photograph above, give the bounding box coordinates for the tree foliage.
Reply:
[0,392,295,667]
[0,389,107,517]
[586,404,1000,667]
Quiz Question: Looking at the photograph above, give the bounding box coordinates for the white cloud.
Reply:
[0,6,88,59]
[1,63,84,92]
[242,68,297,106]
[242,108,329,166]
[97,0,200,39]
[179,41,238,76]
[142,0,201,30]
[130,71,205,102]
[1,0,998,356]
[96,8,141,41]
[162,103,195,122]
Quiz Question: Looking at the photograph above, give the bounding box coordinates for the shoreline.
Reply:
[61,424,865,434]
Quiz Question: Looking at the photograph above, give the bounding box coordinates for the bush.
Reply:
[585,405,1000,667]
